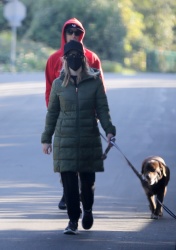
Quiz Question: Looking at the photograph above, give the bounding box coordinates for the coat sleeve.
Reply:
[41,81,60,143]
[95,79,116,136]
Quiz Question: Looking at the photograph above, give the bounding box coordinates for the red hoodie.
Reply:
[45,18,104,107]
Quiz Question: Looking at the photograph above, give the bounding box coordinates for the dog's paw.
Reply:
[159,211,163,217]
[151,213,159,219]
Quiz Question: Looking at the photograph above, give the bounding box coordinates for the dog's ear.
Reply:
[159,163,167,177]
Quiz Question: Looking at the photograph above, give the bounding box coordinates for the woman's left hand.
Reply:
[42,143,52,154]
[107,133,115,143]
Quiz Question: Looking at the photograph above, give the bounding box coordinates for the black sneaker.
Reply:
[82,209,93,230]
[63,221,78,235]
[58,195,67,210]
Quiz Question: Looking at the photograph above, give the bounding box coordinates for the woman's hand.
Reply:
[107,133,115,143]
[42,143,52,154]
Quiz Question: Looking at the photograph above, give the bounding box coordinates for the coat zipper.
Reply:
[75,83,79,170]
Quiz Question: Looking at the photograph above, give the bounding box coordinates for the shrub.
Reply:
[102,60,123,73]
[0,33,54,72]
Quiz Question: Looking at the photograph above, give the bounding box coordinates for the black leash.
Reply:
[101,133,176,220]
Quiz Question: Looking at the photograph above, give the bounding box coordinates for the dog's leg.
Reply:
[147,194,157,219]
[155,187,166,217]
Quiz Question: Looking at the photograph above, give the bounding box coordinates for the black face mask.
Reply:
[66,54,83,71]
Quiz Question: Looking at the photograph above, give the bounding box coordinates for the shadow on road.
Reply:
[0,73,176,250]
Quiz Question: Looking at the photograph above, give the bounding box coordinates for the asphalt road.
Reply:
[0,72,176,250]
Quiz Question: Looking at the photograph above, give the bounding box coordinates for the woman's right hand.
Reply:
[42,143,52,154]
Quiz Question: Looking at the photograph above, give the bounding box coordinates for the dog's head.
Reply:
[141,158,167,185]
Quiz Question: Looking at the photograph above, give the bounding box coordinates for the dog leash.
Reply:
[101,133,176,220]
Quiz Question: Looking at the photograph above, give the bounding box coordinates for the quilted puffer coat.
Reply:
[41,70,116,173]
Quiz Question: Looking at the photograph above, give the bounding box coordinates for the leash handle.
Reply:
[101,135,116,160]
[102,143,113,160]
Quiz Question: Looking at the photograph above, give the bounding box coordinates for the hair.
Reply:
[61,56,99,87]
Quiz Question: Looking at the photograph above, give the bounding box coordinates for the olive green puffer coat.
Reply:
[41,70,116,173]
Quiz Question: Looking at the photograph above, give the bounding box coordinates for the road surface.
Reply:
[0,72,176,250]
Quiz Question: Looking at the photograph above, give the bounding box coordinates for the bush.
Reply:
[0,32,131,73]
[0,32,11,64]
[124,51,146,72]
[15,39,54,72]
[0,33,54,72]
[102,60,123,73]
[146,50,176,73]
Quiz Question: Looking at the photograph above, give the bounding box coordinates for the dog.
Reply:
[141,156,170,219]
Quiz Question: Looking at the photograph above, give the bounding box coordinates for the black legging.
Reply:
[61,172,95,222]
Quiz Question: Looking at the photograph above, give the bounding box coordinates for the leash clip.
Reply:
[110,137,116,144]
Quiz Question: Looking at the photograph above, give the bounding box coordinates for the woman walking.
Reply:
[41,40,116,235]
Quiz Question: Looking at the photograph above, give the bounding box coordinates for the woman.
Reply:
[45,18,105,210]
[41,40,116,235]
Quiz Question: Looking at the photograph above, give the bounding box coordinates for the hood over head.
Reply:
[60,18,85,56]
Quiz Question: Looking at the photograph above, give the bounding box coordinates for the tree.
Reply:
[21,0,146,63]
[133,0,176,50]
[1,0,175,69]
[22,0,126,62]
[0,1,9,31]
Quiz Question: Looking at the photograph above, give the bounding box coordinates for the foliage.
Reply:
[0,0,176,72]
[102,60,123,72]
[0,2,9,31]
[146,50,176,72]
[124,50,146,71]
[0,32,11,64]
[132,0,176,50]
[23,0,126,63]
[0,31,129,73]
[0,32,54,72]
[117,0,145,52]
